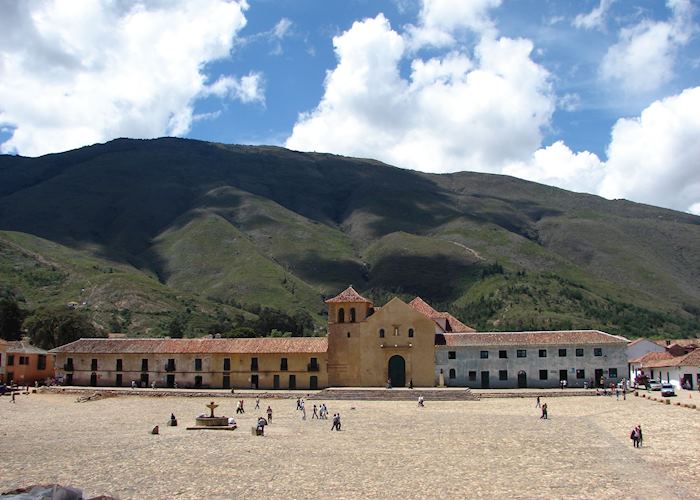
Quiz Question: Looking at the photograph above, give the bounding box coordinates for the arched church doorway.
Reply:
[388,355,406,387]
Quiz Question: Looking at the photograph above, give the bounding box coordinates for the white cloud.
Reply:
[406,0,502,48]
[205,72,265,104]
[600,0,695,93]
[599,86,700,213]
[558,93,581,112]
[273,18,293,39]
[573,0,615,31]
[286,13,554,173]
[0,0,258,156]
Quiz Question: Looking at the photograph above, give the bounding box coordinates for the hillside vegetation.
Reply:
[1,137,699,339]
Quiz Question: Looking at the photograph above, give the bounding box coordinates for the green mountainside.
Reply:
[1,137,700,339]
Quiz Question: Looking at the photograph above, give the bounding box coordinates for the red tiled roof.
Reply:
[408,297,441,317]
[653,339,700,348]
[440,330,628,346]
[637,349,700,368]
[408,297,475,333]
[325,286,372,304]
[50,337,328,354]
[3,341,49,354]
[630,351,675,364]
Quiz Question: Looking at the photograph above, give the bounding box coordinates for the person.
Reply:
[227,417,237,429]
[637,424,643,447]
[387,378,392,389]
[540,403,548,419]
[296,398,301,410]
[623,386,627,400]
[168,413,178,427]
[301,403,307,420]
[418,395,425,407]
[10,390,16,403]
[267,405,273,423]
[616,387,620,400]
[536,396,541,408]
[256,416,267,436]
[312,404,318,419]
[409,379,414,389]
[631,427,640,447]
[236,401,243,414]
[331,413,341,431]
[131,380,137,389]
[151,381,156,390]
[240,400,245,413]
[560,380,564,390]
[255,397,260,410]
[563,380,567,389]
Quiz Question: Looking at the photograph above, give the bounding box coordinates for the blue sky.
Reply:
[1,0,699,213]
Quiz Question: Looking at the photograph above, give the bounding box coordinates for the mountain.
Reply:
[1,137,700,339]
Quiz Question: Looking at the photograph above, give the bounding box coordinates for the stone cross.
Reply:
[206,401,218,418]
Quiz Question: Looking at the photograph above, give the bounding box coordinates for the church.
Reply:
[50,286,629,390]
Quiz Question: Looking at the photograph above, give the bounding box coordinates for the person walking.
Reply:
[10,390,16,403]
[296,398,301,411]
[255,397,260,410]
[631,427,640,448]
[312,404,318,419]
[418,395,424,407]
[637,424,643,447]
[616,387,620,400]
[540,403,548,419]
[267,405,273,423]
[536,396,541,408]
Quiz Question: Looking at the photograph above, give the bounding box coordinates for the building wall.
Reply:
[627,340,665,363]
[3,351,54,385]
[436,343,628,389]
[635,365,700,390]
[54,352,327,390]
[327,298,436,387]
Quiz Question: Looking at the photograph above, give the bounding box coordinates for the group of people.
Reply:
[312,403,329,419]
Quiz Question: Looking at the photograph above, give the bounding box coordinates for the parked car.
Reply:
[661,383,676,397]
[648,379,662,391]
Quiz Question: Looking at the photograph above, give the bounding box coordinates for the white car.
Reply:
[661,383,676,397]
[648,379,662,391]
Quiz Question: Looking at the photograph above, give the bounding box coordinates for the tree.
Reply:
[25,308,100,349]
[0,298,25,341]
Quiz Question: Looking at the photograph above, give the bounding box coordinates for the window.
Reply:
[379,328,385,338]
[19,356,29,365]
[223,358,231,371]
[116,359,123,371]
[65,357,73,371]
[480,351,489,359]
[347,332,351,338]
[558,349,567,357]
[468,371,477,381]
[408,328,414,338]
[338,308,345,323]
[280,358,288,371]
[499,370,508,381]
[449,368,456,379]
[609,368,618,378]
[350,308,356,322]
[7,355,14,366]
[517,349,527,358]
[37,355,46,370]
[309,357,319,371]
[594,348,603,357]
[448,351,456,360]
[539,349,547,358]
[539,369,548,380]
[499,350,507,359]
[141,359,148,372]
[576,348,584,357]
[251,357,259,371]
[393,327,399,336]
[576,369,585,379]
[91,358,98,371]
[195,358,202,371]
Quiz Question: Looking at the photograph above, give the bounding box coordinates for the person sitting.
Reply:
[228,417,237,429]
[168,413,178,427]
[418,395,425,407]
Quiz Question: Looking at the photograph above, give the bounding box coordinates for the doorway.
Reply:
[559,369,568,385]
[273,374,280,389]
[140,373,149,388]
[481,371,490,389]
[251,374,259,390]
[310,375,318,390]
[517,371,527,388]
[388,355,406,387]
[115,374,123,387]
[90,373,97,387]
[167,374,175,388]
[289,374,296,389]
[594,369,604,387]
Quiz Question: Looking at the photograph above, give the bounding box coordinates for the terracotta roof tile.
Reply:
[408,297,441,317]
[440,330,628,347]
[325,286,372,304]
[637,349,700,368]
[630,351,675,364]
[3,341,49,354]
[408,298,475,333]
[50,337,328,354]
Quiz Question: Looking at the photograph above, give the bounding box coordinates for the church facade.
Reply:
[50,286,629,389]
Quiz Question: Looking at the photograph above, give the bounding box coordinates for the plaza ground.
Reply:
[1,392,699,499]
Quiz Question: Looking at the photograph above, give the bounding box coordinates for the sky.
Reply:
[1,0,699,214]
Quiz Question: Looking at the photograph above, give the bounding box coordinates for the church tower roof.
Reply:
[325,286,372,304]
